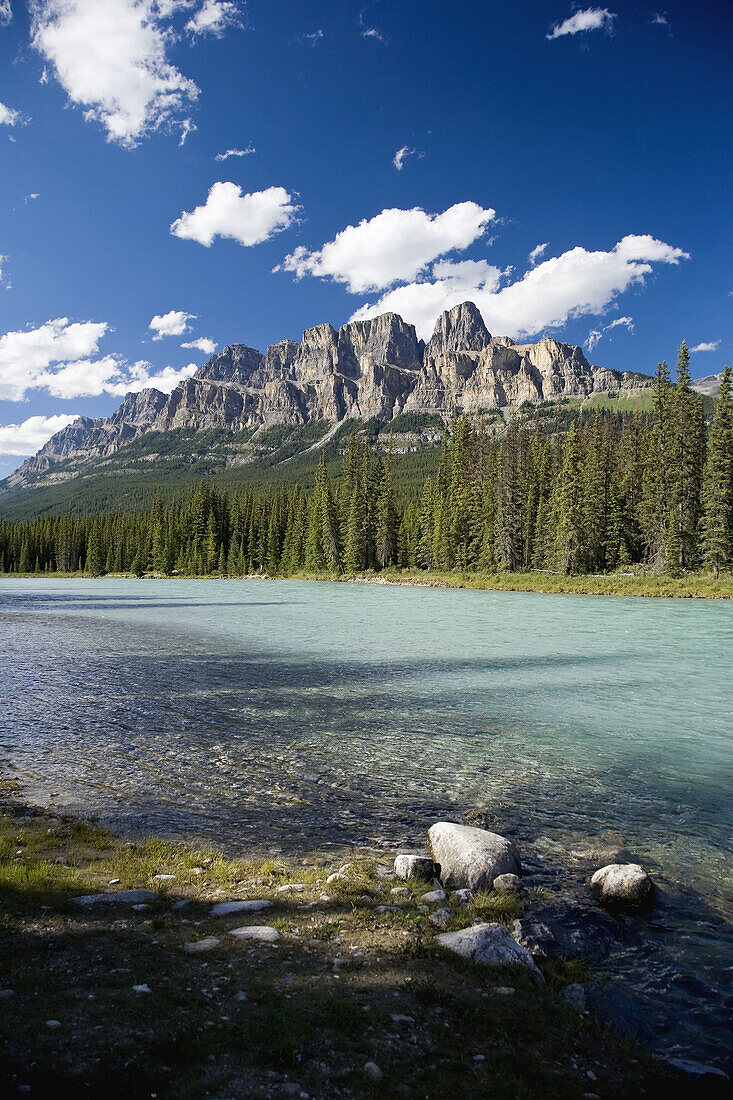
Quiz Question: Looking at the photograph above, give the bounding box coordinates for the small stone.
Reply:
[374,905,400,914]
[45,1019,61,1028]
[590,864,655,911]
[277,884,306,893]
[390,886,412,899]
[493,987,516,995]
[559,983,588,1012]
[394,853,435,881]
[72,889,157,907]
[436,922,542,977]
[183,937,220,953]
[108,878,120,885]
[132,984,151,994]
[429,907,454,927]
[229,925,280,943]
[131,904,149,911]
[325,872,343,884]
[493,873,522,893]
[363,1062,383,1081]
[152,874,176,882]
[451,888,474,907]
[473,1054,485,1061]
[421,888,448,904]
[281,1084,300,1096]
[211,900,272,916]
[390,1013,415,1023]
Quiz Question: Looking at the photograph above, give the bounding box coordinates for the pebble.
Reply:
[108,878,120,885]
[493,987,516,995]
[229,925,281,943]
[421,888,448,904]
[390,887,412,900]
[183,937,220,953]
[363,1062,383,1081]
[132,984,151,994]
[374,905,400,914]
[277,884,306,893]
[211,900,272,916]
[45,1019,61,1029]
[152,874,176,882]
[390,1013,415,1024]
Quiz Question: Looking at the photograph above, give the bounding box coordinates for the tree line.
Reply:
[1,345,731,579]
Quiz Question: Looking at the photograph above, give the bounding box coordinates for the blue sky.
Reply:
[0,0,731,476]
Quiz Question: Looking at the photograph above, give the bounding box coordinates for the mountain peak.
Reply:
[427,301,491,355]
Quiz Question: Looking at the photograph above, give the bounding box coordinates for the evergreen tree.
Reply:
[701,365,733,576]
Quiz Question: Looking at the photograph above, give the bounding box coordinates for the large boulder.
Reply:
[435,922,541,977]
[590,864,656,911]
[428,822,521,891]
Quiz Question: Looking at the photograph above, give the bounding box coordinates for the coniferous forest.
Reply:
[2,347,732,581]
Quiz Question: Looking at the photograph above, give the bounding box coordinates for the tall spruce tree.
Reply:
[701,365,733,576]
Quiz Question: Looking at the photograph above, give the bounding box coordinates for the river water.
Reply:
[1,578,731,1065]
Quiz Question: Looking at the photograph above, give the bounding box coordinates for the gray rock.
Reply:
[435,922,541,976]
[183,937,220,953]
[152,874,176,882]
[363,1062,383,1081]
[428,822,521,891]
[590,864,655,911]
[451,889,474,907]
[420,887,448,904]
[394,853,435,881]
[493,873,522,893]
[559,983,588,1012]
[72,889,157,907]
[229,925,281,943]
[390,887,412,900]
[429,907,454,927]
[667,1058,729,1081]
[210,899,272,916]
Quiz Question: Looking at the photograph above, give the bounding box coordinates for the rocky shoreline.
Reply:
[1,790,730,1097]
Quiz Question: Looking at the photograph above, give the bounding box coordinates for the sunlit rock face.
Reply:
[5,302,653,488]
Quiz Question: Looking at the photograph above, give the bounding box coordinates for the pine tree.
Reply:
[701,365,733,577]
[666,341,705,571]
[85,521,105,576]
[552,419,584,574]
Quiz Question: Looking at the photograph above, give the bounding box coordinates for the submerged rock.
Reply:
[394,853,435,881]
[590,864,656,911]
[428,822,521,891]
[435,922,541,976]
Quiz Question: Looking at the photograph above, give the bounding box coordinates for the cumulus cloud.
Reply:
[0,0,11,27]
[0,101,20,126]
[279,202,495,294]
[690,340,720,353]
[186,0,241,37]
[0,414,82,456]
[149,309,195,339]
[528,242,549,266]
[348,235,687,341]
[30,0,200,147]
[214,144,255,160]
[0,317,198,401]
[547,7,616,39]
[181,336,216,354]
[171,182,299,247]
[393,145,423,171]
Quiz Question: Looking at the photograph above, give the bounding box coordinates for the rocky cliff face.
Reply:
[4,303,653,490]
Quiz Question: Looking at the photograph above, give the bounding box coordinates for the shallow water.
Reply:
[3,577,733,1064]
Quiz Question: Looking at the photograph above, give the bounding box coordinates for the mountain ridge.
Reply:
[4,302,654,493]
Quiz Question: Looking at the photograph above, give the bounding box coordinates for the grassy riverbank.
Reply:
[0,789,724,1100]
[3,566,733,598]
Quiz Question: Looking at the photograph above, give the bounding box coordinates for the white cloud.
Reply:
[690,340,720,353]
[279,202,495,294]
[651,12,668,26]
[0,317,198,401]
[528,242,549,266]
[586,315,634,352]
[361,27,386,43]
[0,101,20,126]
[0,0,11,28]
[149,309,195,339]
[171,182,299,247]
[0,414,81,456]
[30,0,200,147]
[186,0,241,37]
[349,235,687,341]
[547,7,616,40]
[25,192,40,203]
[297,29,323,45]
[181,336,216,354]
[178,117,196,145]
[393,145,423,171]
[214,144,255,160]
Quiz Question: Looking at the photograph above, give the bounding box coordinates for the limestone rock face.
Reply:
[428,822,521,891]
[4,302,655,489]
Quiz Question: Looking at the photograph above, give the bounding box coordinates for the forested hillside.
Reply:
[2,349,731,579]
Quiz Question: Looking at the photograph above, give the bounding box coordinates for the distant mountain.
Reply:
[3,302,653,494]
[691,373,723,398]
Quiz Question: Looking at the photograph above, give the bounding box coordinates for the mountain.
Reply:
[3,302,652,495]
[691,373,723,398]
